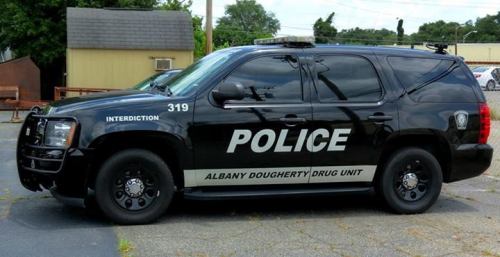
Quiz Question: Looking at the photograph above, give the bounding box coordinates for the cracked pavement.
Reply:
[0,111,499,257]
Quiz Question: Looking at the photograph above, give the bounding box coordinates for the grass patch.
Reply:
[490,108,500,121]
[482,250,500,257]
[118,239,134,257]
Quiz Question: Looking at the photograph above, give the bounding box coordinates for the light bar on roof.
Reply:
[254,36,315,46]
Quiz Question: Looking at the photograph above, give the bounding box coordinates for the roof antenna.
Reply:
[425,43,448,55]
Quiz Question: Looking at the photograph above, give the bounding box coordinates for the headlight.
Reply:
[44,120,76,148]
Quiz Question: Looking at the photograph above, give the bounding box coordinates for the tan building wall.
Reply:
[384,43,500,64]
[67,49,193,89]
[451,44,500,63]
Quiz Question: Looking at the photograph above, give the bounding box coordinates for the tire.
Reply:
[486,80,495,91]
[95,149,174,224]
[378,147,443,214]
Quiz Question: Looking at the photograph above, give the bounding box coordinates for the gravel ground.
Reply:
[0,108,499,257]
[484,91,500,177]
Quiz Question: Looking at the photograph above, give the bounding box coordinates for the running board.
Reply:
[183,186,373,200]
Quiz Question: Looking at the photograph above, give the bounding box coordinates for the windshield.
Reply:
[133,73,161,90]
[132,70,181,91]
[472,67,489,73]
[168,49,240,96]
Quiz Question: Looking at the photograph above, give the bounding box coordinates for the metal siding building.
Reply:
[0,56,40,109]
[66,7,194,89]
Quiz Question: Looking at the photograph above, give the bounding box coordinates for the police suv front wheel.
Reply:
[379,147,442,214]
[95,149,174,224]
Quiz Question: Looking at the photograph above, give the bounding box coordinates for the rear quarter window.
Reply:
[388,56,477,103]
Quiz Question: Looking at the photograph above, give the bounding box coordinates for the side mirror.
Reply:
[212,82,245,104]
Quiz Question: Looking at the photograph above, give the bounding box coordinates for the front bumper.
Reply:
[447,144,493,182]
[17,113,92,198]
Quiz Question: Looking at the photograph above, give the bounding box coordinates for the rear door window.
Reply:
[313,55,382,102]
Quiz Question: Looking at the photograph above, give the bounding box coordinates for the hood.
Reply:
[47,90,167,114]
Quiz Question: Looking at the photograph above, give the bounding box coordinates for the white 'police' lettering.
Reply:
[251,129,275,153]
[226,128,351,153]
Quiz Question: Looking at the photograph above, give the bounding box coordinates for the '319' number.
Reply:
[167,103,189,112]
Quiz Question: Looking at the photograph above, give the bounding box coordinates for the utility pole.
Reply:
[206,0,213,54]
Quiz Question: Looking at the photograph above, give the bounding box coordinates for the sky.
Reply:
[190,0,498,35]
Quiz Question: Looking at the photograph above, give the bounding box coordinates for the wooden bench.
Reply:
[0,86,19,102]
[0,86,48,122]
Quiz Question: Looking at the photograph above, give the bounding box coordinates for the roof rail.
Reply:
[425,43,448,55]
[254,36,315,48]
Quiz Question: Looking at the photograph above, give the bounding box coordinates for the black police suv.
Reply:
[17,37,493,224]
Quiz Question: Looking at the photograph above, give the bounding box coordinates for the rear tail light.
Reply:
[474,74,481,78]
[479,103,490,144]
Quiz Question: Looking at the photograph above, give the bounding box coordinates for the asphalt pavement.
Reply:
[0,111,499,257]
[0,114,119,257]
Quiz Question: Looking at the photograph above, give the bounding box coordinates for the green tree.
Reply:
[411,20,464,44]
[397,19,404,45]
[313,12,337,43]
[410,13,500,44]
[213,0,280,47]
[192,16,206,59]
[473,11,500,42]
[158,0,205,59]
[337,27,397,45]
[75,0,157,8]
[158,0,191,12]
[0,0,158,99]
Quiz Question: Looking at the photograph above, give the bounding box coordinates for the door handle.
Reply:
[368,115,393,122]
[280,117,307,127]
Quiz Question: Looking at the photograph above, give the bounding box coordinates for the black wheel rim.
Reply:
[393,159,430,202]
[112,168,159,211]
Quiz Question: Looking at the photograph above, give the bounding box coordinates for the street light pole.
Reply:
[454,23,466,56]
[463,30,477,43]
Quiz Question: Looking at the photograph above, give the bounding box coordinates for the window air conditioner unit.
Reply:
[154,58,172,71]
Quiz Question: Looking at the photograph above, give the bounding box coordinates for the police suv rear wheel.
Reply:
[379,147,442,214]
[95,149,174,224]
